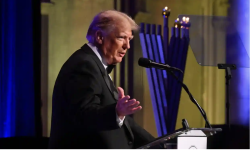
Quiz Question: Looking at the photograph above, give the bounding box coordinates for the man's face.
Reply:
[100,23,133,65]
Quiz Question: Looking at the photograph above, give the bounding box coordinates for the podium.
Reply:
[138,126,222,149]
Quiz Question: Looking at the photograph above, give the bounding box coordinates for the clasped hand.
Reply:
[116,87,142,118]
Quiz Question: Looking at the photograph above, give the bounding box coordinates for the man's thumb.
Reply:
[117,87,124,99]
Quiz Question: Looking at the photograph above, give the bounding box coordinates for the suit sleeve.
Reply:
[64,60,119,131]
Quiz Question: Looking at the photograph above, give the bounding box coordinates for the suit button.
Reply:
[128,141,133,145]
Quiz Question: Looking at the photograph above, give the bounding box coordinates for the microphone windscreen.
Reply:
[138,57,151,68]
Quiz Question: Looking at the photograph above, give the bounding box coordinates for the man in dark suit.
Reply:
[49,10,157,149]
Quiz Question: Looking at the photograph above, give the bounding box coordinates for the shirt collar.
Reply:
[87,43,108,69]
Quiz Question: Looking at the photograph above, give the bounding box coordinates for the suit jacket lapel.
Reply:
[108,77,119,101]
[80,44,118,101]
[104,74,119,101]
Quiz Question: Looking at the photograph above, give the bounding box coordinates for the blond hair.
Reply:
[86,10,139,43]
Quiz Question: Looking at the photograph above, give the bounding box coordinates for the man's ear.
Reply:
[95,30,104,44]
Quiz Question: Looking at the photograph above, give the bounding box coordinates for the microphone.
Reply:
[138,57,183,73]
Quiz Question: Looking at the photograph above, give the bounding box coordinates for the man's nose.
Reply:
[123,40,130,49]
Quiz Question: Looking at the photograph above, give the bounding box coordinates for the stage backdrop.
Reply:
[41,0,249,138]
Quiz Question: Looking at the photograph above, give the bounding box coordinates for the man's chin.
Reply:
[113,58,123,64]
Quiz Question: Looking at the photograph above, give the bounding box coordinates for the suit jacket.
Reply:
[48,44,156,149]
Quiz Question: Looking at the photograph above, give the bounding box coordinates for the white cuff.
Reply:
[116,113,125,127]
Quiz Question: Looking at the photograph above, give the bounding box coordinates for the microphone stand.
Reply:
[217,64,236,130]
[167,70,212,129]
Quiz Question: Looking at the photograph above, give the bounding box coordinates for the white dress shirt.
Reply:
[87,43,125,127]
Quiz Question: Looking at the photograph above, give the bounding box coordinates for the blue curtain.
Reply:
[228,0,249,126]
[0,0,35,137]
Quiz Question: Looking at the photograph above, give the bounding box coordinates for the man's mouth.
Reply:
[119,52,125,57]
